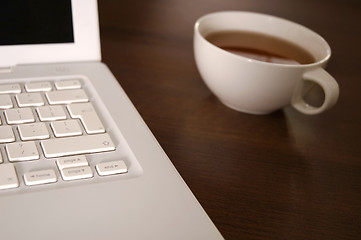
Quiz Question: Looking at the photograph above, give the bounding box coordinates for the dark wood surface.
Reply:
[98,0,361,239]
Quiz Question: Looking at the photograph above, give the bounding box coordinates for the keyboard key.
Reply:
[0,84,21,94]
[46,89,88,105]
[23,169,57,186]
[6,141,40,162]
[18,122,50,141]
[55,79,81,90]
[0,163,19,190]
[40,133,115,158]
[15,93,45,107]
[0,94,13,109]
[0,126,15,143]
[56,155,88,170]
[4,108,35,124]
[51,120,82,137]
[60,166,93,181]
[37,105,67,121]
[68,103,105,134]
[96,160,128,176]
[25,82,52,92]
[0,79,127,190]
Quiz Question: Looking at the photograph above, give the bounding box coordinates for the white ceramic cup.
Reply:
[193,11,339,115]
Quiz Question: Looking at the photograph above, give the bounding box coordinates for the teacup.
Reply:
[193,11,339,115]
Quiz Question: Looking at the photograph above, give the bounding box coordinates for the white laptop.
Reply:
[0,0,223,239]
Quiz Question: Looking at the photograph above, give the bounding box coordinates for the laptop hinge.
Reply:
[0,67,13,74]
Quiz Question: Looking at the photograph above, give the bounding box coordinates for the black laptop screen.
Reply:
[0,0,74,45]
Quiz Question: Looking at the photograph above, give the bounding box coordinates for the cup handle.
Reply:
[291,68,339,115]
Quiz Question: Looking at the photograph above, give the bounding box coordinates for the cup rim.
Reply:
[194,11,331,68]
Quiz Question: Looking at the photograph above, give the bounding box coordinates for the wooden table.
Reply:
[98,0,361,239]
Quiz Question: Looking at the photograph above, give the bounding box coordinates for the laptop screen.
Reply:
[0,0,100,67]
[0,0,74,46]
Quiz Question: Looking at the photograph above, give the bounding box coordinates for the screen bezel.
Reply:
[0,0,101,67]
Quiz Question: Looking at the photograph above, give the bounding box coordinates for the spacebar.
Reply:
[41,133,115,158]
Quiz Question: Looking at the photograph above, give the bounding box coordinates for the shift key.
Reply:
[40,133,116,158]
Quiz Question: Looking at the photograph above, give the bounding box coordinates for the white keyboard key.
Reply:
[5,108,35,124]
[37,105,67,121]
[6,141,40,162]
[0,164,19,190]
[55,79,81,90]
[40,133,115,158]
[56,155,88,170]
[23,169,57,186]
[0,84,21,94]
[0,126,15,143]
[0,94,13,109]
[68,103,105,134]
[25,82,52,92]
[60,166,93,181]
[18,122,50,141]
[15,93,44,107]
[51,120,82,137]
[46,89,88,105]
[96,160,128,176]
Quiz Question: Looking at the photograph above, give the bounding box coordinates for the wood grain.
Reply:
[98,0,361,239]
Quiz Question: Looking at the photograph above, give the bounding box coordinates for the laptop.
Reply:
[0,0,224,239]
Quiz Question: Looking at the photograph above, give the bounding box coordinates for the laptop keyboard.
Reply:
[0,78,129,191]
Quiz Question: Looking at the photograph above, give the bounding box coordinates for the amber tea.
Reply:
[205,30,315,65]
